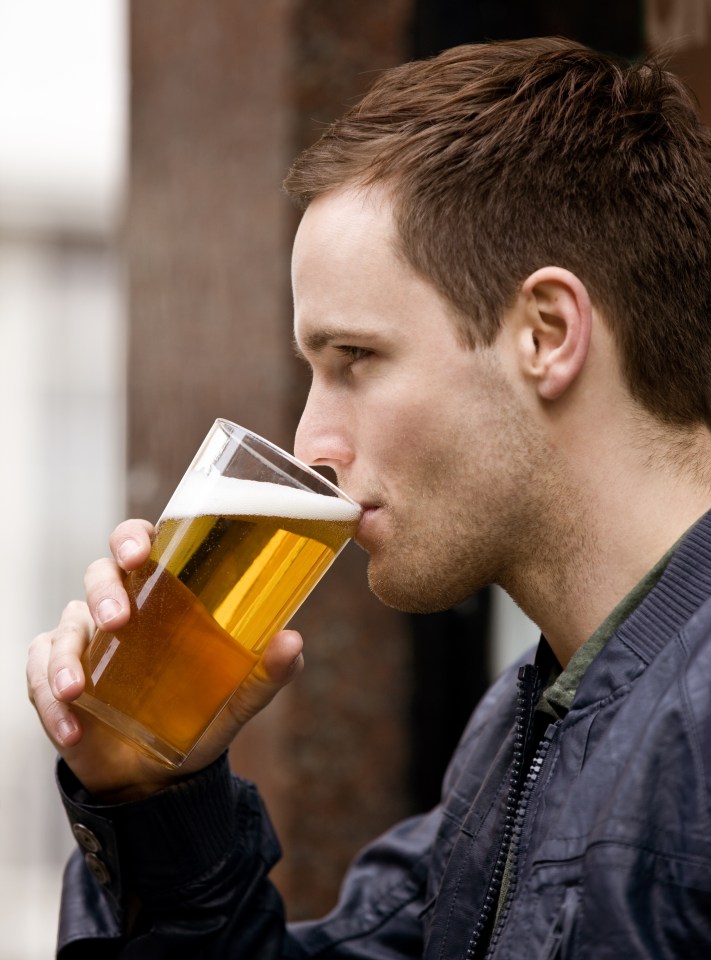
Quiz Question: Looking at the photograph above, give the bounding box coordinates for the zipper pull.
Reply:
[516,663,541,769]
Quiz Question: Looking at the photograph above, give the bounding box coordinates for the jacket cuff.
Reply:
[57,752,240,915]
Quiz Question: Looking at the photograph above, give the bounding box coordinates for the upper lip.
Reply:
[356,501,380,514]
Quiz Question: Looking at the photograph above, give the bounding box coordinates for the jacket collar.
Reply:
[539,508,711,713]
[616,507,711,665]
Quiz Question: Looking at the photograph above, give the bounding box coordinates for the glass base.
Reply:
[74,693,187,768]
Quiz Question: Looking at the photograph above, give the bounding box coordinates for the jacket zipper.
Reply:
[464,664,541,960]
[483,726,557,958]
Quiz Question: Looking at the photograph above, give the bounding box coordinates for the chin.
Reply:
[367,563,473,615]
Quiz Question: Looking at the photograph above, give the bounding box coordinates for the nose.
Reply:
[294,386,353,477]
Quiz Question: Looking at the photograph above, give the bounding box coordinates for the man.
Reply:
[28,37,711,958]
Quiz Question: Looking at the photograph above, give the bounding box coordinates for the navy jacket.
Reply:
[57,511,711,958]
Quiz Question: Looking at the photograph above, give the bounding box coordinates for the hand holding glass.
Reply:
[76,420,361,767]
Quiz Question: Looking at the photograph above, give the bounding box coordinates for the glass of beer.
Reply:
[75,419,361,767]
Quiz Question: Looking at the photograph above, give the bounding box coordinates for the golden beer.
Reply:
[78,472,360,766]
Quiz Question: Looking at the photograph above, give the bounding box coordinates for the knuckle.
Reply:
[109,518,153,547]
[51,620,92,657]
[41,697,72,741]
[50,610,92,655]
[108,519,155,568]
[84,557,113,581]
[62,599,89,622]
[27,634,51,688]
[84,574,122,605]
[28,631,50,659]
[26,657,42,699]
[26,661,49,707]
[51,620,77,646]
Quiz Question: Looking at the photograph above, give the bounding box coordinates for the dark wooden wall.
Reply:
[126,0,709,920]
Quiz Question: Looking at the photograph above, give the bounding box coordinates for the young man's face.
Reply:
[292,187,545,613]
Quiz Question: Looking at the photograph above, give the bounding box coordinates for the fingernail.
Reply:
[57,717,78,744]
[97,598,121,625]
[55,667,78,696]
[117,538,140,564]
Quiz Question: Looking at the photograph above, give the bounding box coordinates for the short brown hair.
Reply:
[284,37,711,427]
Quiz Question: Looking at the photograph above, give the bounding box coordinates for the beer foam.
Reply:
[161,472,361,523]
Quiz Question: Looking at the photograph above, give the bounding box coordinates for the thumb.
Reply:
[224,630,304,730]
[258,629,305,685]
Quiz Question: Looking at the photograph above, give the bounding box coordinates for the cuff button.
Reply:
[72,823,102,853]
[84,852,111,885]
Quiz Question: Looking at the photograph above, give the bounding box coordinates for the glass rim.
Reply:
[215,418,360,509]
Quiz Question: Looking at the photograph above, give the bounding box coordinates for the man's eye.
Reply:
[336,345,371,364]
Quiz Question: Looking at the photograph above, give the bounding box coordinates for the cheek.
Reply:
[370,396,438,458]
[354,366,477,475]
[380,408,461,491]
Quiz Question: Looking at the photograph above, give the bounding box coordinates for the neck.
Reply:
[502,423,711,668]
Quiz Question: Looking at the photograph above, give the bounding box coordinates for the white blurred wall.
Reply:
[0,3,127,957]
[6,3,706,955]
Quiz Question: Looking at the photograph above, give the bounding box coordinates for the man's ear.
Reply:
[515,267,593,401]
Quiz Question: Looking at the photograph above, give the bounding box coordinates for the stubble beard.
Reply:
[363,407,569,618]
[363,490,514,615]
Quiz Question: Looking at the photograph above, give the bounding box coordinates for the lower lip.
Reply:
[355,506,380,544]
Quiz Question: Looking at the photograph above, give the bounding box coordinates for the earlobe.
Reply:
[518,267,593,401]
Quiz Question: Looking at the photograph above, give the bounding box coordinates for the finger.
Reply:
[27,630,83,748]
[47,600,94,701]
[108,519,155,571]
[84,556,132,630]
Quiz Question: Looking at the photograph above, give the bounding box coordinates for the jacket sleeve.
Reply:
[56,753,435,959]
[57,753,299,959]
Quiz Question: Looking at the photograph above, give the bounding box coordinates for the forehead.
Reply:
[291,186,463,350]
[292,188,398,337]
[292,186,396,283]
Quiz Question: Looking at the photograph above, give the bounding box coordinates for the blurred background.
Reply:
[1,1,709,956]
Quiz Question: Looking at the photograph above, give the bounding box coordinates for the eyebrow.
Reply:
[292,326,380,360]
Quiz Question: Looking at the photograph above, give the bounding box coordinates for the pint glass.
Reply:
[76,419,361,767]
